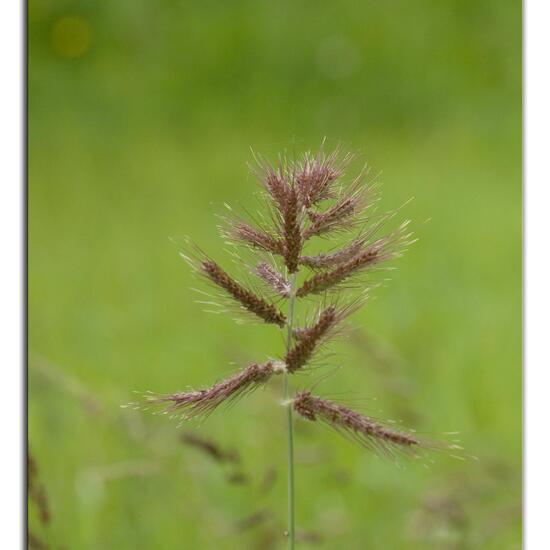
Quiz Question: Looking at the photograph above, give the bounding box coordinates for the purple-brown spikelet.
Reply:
[303,192,363,240]
[296,165,336,208]
[200,259,286,327]
[230,222,285,255]
[285,305,341,373]
[293,391,464,461]
[296,149,350,207]
[299,237,366,269]
[281,185,302,273]
[264,168,290,212]
[255,262,291,297]
[146,362,283,419]
[296,234,401,297]
[293,391,420,456]
[292,300,360,341]
[250,154,290,212]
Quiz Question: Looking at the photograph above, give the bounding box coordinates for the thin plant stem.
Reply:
[284,271,297,549]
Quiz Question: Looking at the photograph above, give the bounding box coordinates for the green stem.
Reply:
[284,272,297,549]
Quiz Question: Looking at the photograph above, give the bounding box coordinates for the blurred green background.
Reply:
[28,1,521,548]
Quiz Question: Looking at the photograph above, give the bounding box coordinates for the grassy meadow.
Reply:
[28,1,521,548]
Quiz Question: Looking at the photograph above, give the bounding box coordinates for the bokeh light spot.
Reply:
[51,16,93,59]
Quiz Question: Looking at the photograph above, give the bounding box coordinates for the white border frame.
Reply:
[525,0,550,548]
[2,1,546,548]
[0,0,25,547]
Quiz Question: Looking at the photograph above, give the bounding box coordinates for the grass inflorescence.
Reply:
[129,145,462,548]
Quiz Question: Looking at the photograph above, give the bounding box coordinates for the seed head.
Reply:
[200,259,286,327]
[293,391,419,455]
[296,227,407,297]
[296,249,379,297]
[229,222,284,255]
[293,391,465,461]
[281,185,302,274]
[303,191,363,240]
[250,154,290,212]
[264,168,290,212]
[254,262,291,297]
[299,237,366,269]
[132,146,458,483]
[145,362,281,419]
[285,306,340,372]
[295,149,349,208]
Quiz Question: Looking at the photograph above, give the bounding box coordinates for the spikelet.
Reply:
[296,224,410,297]
[295,149,348,207]
[200,259,286,327]
[285,305,341,372]
[250,153,290,212]
[281,184,302,274]
[296,248,380,297]
[229,222,284,255]
[144,362,283,419]
[303,190,364,240]
[299,236,366,269]
[293,391,454,460]
[254,262,291,297]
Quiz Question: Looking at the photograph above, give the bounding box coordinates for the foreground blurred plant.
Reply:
[131,147,461,548]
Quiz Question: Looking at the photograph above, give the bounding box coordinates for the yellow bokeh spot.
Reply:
[51,16,93,59]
